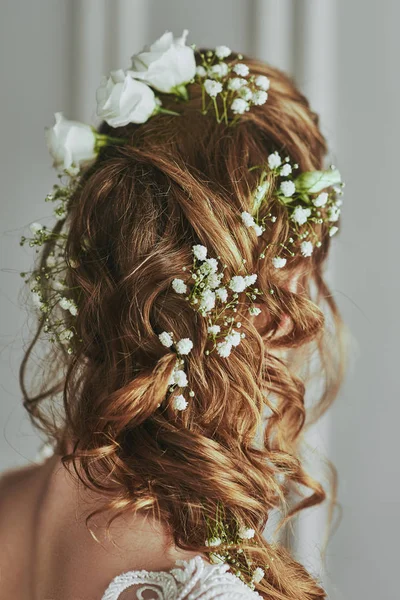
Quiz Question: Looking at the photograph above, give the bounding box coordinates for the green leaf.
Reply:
[294,169,342,194]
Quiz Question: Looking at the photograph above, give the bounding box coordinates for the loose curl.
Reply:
[21,54,346,599]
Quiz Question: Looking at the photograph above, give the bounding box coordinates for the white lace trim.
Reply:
[101,554,263,600]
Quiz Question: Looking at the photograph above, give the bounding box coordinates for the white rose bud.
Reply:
[45,112,97,172]
[128,29,196,97]
[96,69,157,127]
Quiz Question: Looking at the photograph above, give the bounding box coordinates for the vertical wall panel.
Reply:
[252,0,294,73]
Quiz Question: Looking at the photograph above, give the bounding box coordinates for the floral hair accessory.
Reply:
[44,30,272,174]
[204,501,270,589]
[20,172,82,354]
[195,49,269,124]
[241,153,344,267]
[172,244,260,360]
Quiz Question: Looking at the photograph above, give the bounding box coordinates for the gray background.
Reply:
[0,1,398,599]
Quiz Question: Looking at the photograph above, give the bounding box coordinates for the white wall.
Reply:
[0,1,398,599]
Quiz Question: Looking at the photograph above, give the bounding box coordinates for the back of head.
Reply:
[21,42,345,599]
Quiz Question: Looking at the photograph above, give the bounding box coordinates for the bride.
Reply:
[0,31,346,599]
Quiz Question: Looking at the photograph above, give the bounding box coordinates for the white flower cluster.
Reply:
[46,30,196,172]
[20,171,83,354]
[195,48,269,124]
[171,245,262,360]
[45,32,271,173]
[240,153,344,269]
[158,330,195,411]
[205,515,266,589]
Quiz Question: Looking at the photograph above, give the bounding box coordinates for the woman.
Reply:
[0,31,346,599]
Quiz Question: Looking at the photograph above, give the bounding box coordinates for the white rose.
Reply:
[45,112,97,172]
[128,29,196,97]
[96,69,157,127]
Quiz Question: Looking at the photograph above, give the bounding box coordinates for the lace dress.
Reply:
[101,555,263,600]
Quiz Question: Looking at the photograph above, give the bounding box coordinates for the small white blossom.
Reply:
[207,324,221,335]
[53,279,65,291]
[239,86,253,101]
[204,79,223,97]
[328,205,341,222]
[159,331,174,347]
[199,289,216,313]
[68,302,77,317]
[192,244,207,260]
[313,192,329,207]
[216,287,228,302]
[252,90,268,105]
[172,278,187,294]
[173,369,188,387]
[280,180,296,197]
[206,536,222,547]
[226,330,241,346]
[268,152,282,169]
[233,63,249,76]
[253,224,264,236]
[244,273,257,286]
[215,45,231,59]
[196,65,207,77]
[241,211,255,227]
[255,75,270,91]
[216,340,232,358]
[173,394,188,410]
[292,206,311,225]
[59,329,74,342]
[231,98,249,115]
[227,77,247,91]
[253,567,265,583]
[229,275,246,293]
[46,255,57,268]
[204,258,219,273]
[59,297,71,311]
[272,256,287,269]
[176,338,193,355]
[208,63,228,79]
[207,273,222,289]
[249,306,262,316]
[209,553,225,564]
[329,226,339,237]
[30,222,43,235]
[300,240,314,257]
[280,164,292,177]
[31,291,43,309]
[238,526,255,540]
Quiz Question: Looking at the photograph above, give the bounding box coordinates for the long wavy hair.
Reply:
[21,54,346,599]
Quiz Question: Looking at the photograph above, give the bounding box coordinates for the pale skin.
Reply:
[0,272,301,599]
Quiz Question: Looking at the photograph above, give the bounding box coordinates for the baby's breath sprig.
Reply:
[195,48,270,126]
[241,152,344,268]
[204,502,269,590]
[158,331,195,411]
[20,170,82,355]
[171,244,262,360]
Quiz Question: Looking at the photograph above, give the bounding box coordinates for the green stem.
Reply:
[212,97,221,123]
[157,107,181,117]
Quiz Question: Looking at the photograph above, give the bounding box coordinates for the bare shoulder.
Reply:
[0,461,43,532]
[0,462,40,500]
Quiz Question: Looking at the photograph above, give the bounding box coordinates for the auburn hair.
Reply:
[21,53,346,599]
